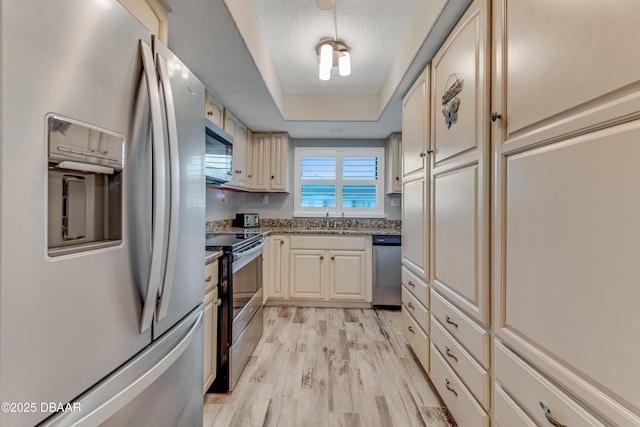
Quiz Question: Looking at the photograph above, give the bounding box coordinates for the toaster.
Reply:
[232,213,260,228]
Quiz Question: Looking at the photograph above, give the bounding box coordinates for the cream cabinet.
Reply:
[401,177,428,280]
[491,0,640,425]
[118,0,169,43]
[285,235,372,304]
[223,109,248,188]
[205,89,224,129]
[203,259,220,394]
[402,66,430,179]
[267,235,289,300]
[429,0,490,327]
[247,132,290,192]
[385,133,402,194]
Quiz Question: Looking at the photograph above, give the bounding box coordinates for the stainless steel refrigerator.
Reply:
[0,1,206,425]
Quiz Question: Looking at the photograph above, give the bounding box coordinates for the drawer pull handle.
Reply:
[445,346,458,362]
[539,402,567,427]
[445,379,457,396]
[280,240,284,245]
[407,281,415,288]
[445,315,458,328]
[408,326,415,334]
[205,275,213,283]
[408,302,415,310]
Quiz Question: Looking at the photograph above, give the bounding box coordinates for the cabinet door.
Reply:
[205,90,224,128]
[248,133,269,191]
[329,250,366,301]
[203,288,218,394]
[402,176,428,280]
[402,66,429,179]
[430,0,490,326]
[224,110,246,187]
[270,133,289,192]
[289,250,326,299]
[268,235,289,299]
[385,133,402,194]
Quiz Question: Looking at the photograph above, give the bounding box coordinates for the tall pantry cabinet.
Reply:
[401,0,640,425]
[491,1,640,426]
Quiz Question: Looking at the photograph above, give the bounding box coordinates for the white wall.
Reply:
[205,138,402,221]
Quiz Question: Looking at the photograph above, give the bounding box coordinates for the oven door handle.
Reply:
[232,239,266,273]
[232,239,266,262]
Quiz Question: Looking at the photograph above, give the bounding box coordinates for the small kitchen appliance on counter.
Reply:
[232,213,260,228]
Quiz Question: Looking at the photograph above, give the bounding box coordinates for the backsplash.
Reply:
[206,217,400,233]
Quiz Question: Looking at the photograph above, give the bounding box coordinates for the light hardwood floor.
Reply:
[203,307,456,427]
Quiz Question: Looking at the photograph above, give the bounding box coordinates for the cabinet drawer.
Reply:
[430,343,489,427]
[431,317,489,409]
[430,289,489,368]
[494,383,536,427]
[401,266,428,308]
[205,259,218,294]
[402,285,429,333]
[495,342,607,427]
[401,307,429,373]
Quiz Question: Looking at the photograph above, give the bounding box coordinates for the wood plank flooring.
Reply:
[204,307,456,427]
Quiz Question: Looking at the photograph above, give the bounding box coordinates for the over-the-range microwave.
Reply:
[205,121,233,184]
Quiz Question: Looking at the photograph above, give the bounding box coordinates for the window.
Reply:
[294,147,385,217]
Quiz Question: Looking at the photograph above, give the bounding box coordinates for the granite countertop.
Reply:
[217,226,400,236]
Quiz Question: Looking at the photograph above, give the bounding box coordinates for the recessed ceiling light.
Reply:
[330,128,344,134]
[317,0,335,10]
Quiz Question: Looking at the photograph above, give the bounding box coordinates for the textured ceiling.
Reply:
[251,0,418,94]
[165,0,471,139]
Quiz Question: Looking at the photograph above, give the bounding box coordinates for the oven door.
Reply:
[231,239,264,343]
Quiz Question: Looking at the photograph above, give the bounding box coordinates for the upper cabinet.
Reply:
[118,0,169,42]
[402,67,430,179]
[248,132,290,193]
[223,109,248,188]
[205,90,224,129]
[385,133,402,194]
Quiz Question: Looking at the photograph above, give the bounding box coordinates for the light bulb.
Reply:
[319,64,331,81]
[319,43,333,81]
[338,51,351,76]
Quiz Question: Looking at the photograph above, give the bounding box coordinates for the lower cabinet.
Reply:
[266,235,372,304]
[203,284,220,394]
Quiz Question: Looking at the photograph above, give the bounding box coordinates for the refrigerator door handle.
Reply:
[155,53,180,321]
[39,308,204,427]
[139,40,167,333]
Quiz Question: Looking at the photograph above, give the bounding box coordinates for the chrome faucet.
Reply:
[325,210,330,228]
[341,212,345,230]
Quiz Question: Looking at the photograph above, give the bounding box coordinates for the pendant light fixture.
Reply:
[316,0,350,81]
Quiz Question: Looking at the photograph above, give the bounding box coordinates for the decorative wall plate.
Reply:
[442,73,464,129]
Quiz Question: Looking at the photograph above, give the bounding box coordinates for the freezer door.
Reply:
[152,39,206,339]
[40,307,204,427]
[0,1,155,426]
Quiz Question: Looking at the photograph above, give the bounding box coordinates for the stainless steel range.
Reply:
[206,232,265,392]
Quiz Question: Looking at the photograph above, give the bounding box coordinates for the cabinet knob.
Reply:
[320,256,324,260]
[539,402,567,427]
[445,379,457,396]
[205,275,213,283]
[427,150,434,154]
[395,176,399,180]
[207,110,213,116]
[271,175,275,179]
[445,346,458,362]
[445,315,459,328]
[235,170,242,174]
[490,112,503,122]
[280,240,284,245]
[248,174,252,178]
[331,256,335,260]
[419,152,426,158]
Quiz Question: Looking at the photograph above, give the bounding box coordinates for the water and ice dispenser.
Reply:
[47,116,124,256]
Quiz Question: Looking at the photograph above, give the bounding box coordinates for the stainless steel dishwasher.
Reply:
[372,234,402,307]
